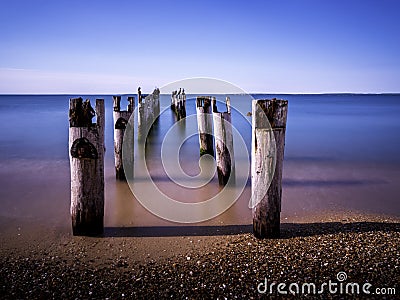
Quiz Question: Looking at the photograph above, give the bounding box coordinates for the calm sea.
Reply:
[0,94,399,226]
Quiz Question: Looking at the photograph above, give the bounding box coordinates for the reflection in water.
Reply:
[0,94,399,228]
[109,180,136,226]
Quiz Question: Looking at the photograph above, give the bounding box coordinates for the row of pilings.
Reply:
[171,92,186,120]
[69,92,287,239]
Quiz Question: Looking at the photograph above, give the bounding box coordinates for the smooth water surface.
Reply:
[0,94,399,227]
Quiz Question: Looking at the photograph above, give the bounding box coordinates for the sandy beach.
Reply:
[0,211,399,299]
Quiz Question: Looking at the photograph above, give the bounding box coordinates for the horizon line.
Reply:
[1,92,400,96]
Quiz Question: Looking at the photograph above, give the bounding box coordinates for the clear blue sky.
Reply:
[0,0,399,93]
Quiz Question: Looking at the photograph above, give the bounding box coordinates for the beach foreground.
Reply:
[0,212,398,299]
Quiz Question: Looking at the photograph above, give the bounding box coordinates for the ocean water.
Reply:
[0,94,399,227]
[1,94,399,163]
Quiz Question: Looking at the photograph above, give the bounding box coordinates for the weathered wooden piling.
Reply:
[154,88,160,118]
[212,96,217,112]
[212,97,234,185]
[69,97,105,236]
[196,96,214,156]
[138,87,142,103]
[113,96,134,180]
[171,90,186,120]
[138,88,160,142]
[137,92,145,142]
[252,99,288,238]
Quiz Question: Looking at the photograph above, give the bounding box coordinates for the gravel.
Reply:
[0,216,399,299]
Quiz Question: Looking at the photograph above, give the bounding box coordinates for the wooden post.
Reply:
[128,96,134,113]
[177,94,186,119]
[69,97,105,236]
[137,95,145,142]
[171,90,186,120]
[212,97,234,186]
[252,99,288,238]
[154,88,160,118]
[171,92,176,110]
[138,87,142,103]
[145,90,153,124]
[113,96,134,180]
[138,88,159,142]
[212,96,217,112]
[196,96,214,156]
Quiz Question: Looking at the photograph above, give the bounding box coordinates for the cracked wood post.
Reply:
[154,88,160,118]
[69,97,105,236]
[152,88,160,122]
[171,91,178,113]
[147,93,154,125]
[138,91,151,143]
[182,93,186,118]
[113,96,134,180]
[171,91,186,120]
[177,94,186,119]
[137,94,145,142]
[212,97,235,186]
[171,93,176,110]
[196,96,214,156]
[252,99,288,238]
[138,88,159,142]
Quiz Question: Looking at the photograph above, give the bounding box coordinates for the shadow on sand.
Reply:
[103,221,399,239]
[283,179,388,187]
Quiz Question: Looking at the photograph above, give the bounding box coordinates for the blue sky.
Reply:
[0,0,399,93]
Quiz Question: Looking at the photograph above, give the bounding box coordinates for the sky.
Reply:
[0,0,399,94]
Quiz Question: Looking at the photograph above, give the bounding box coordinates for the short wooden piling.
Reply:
[171,90,186,120]
[196,96,214,156]
[212,96,217,112]
[177,94,186,119]
[252,99,288,238]
[138,87,142,103]
[212,97,234,185]
[154,88,160,118]
[69,97,105,236]
[113,96,134,180]
[137,95,145,142]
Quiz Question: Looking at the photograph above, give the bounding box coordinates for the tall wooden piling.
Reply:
[196,96,214,156]
[113,96,134,180]
[69,97,105,236]
[252,99,288,238]
[212,97,234,186]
